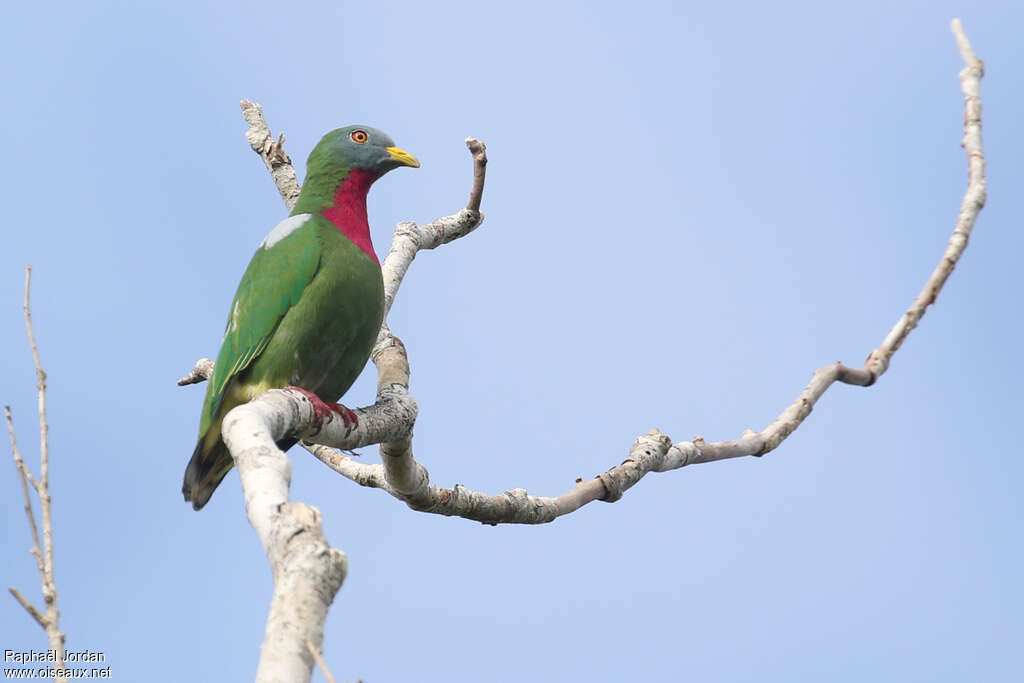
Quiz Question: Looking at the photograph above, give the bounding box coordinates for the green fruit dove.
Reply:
[183,125,420,510]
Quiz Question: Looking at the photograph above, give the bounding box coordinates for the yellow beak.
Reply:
[386,146,420,168]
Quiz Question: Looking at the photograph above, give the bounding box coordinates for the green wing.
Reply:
[199,215,321,437]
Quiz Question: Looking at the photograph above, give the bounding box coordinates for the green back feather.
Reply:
[199,223,321,436]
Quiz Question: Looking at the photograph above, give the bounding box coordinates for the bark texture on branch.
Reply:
[220,396,346,683]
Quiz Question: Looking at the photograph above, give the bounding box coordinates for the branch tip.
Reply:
[239,101,300,210]
[9,587,46,628]
[178,358,215,386]
[464,137,488,212]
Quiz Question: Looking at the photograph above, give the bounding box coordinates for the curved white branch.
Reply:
[220,395,347,683]
[218,342,418,682]
[380,208,483,326]
[299,20,987,525]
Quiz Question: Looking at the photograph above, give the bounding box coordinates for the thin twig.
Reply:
[306,639,337,683]
[8,587,46,628]
[5,407,44,574]
[177,358,214,386]
[26,268,58,609]
[8,266,67,682]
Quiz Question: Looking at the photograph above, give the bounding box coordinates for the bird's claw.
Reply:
[331,404,359,431]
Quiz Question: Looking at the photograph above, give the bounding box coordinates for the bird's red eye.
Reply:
[350,130,368,144]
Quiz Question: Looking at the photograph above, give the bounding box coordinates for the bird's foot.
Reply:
[331,404,359,430]
[285,386,359,431]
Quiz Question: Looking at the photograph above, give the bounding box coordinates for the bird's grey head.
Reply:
[309,125,420,176]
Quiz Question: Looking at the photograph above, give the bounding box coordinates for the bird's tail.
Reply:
[182,440,233,511]
[183,436,299,511]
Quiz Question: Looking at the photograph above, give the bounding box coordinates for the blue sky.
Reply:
[2,1,1022,681]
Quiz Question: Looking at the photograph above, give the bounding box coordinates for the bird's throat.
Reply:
[319,168,379,264]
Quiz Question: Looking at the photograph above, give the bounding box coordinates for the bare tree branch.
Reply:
[7,265,67,682]
[8,586,46,628]
[464,137,488,212]
[177,358,214,386]
[6,408,45,573]
[298,19,987,524]
[379,209,483,334]
[240,100,301,211]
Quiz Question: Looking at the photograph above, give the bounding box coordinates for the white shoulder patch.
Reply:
[260,213,313,249]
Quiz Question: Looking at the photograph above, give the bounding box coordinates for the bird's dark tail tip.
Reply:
[182,441,231,511]
[183,437,299,511]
